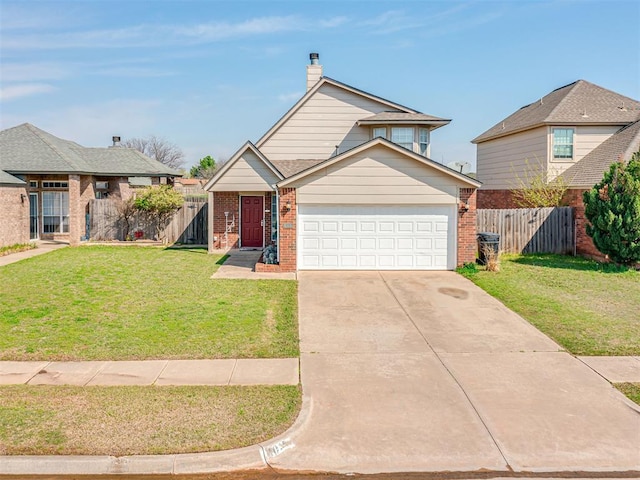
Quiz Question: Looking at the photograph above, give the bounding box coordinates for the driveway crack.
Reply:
[377,271,512,471]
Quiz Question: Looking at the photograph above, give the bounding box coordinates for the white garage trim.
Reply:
[297,204,457,270]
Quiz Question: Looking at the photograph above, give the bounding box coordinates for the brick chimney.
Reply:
[306,52,322,91]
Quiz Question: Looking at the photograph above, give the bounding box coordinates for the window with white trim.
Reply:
[553,128,574,159]
[419,128,430,155]
[372,127,387,139]
[42,191,69,233]
[391,127,413,151]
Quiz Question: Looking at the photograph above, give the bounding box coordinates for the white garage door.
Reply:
[298,205,456,270]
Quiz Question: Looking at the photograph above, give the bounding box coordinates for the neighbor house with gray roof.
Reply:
[0,123,180,247]
[472,80,640,258]
[204,53,480,272]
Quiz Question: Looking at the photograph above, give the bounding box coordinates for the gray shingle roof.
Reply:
[0,123,180,176]
[561,120,640,187]
[357,111,451,126]
[0,170,25,185]
[473,80,640,143]
[271,159,326,178]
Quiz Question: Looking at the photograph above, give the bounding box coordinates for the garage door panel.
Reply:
[298,205,455,270]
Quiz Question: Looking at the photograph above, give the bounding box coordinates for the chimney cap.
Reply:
[309,52,319,65]
[112,136,121,147]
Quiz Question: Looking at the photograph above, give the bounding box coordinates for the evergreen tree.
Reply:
[583,152,640,265]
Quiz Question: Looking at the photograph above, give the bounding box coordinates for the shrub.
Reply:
[583,152,640,265]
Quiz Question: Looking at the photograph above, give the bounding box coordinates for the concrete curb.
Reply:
[0,394,312,475]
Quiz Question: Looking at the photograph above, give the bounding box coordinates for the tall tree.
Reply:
[122,135,185,169]
[583,151,640,265]
[190,155,217,179]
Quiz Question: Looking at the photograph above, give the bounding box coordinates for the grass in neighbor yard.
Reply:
[0,385,301,455]
[615,383,640,406]
[459,254,640,356]
[0,246,298,360]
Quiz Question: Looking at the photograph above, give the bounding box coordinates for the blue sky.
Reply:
[1,0,639,172]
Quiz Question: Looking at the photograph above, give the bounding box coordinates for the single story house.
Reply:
[0,123,180,247]
[205,53,480,272]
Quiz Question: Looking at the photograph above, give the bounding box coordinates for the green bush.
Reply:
[583,152,640,265]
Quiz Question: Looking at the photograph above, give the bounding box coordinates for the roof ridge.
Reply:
[544,80,582,121]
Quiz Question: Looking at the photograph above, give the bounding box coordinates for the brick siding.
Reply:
[211,192,239,249]
[277,188,297,272]
[476,189,520,209]
[457,188,478,266]
[0,185,29,248]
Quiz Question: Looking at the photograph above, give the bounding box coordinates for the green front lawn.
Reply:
[0,246,298,360]
[615,383,640,406]
[0,385,301,455]
[460,254,640,356]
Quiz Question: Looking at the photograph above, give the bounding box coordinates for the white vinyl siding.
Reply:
[298,205,456,270]
[212,150,280,192]
[259,83,394,161]
[290,145,459,205]
[476,127,548,189]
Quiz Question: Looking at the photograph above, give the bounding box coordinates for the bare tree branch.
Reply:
[122,135,185,169]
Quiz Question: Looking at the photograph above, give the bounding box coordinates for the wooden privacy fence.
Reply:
[89,198,208,244]
[477,207,574,254]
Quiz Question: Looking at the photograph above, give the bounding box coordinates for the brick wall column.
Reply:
[477,189,520,209]
[211,192,239,249]
[277,188,297,272]
[264,191,273,246]
[564,188,603,259]
[457,188,477,266]
[68,174,82,246]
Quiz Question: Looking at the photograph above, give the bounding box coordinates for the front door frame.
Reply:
[239,194,264,249]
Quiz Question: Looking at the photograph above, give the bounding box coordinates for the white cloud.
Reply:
[1,63,69,82]
[1,15,302,50]
[0,83,56,101]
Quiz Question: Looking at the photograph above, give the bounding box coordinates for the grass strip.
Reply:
[0,384,301,455]
[459,254,640,356]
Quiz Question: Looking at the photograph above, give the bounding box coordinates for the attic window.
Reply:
[553,128,574,159]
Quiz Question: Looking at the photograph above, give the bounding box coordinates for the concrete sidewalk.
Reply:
[0,358,299,386]
[211,249,296,280]
[0,240,67,267]
[578,355,640,383]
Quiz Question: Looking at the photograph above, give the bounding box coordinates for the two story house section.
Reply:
[472,80,640,258]
[205,53,480,272]
[473,80,640,208]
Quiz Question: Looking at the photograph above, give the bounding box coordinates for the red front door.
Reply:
[241,196,263,248]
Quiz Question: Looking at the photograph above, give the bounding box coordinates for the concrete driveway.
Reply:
[268,271,640,474]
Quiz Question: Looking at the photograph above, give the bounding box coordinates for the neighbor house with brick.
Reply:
[472,80,640,258]
[205,53,480,272]
[0,123,180,247]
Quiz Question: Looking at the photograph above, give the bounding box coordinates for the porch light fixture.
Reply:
[284,201,292,212]
[460,201,469,212]
[21,194,26,203]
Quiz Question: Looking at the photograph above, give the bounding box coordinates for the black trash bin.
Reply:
[477,232,500,265]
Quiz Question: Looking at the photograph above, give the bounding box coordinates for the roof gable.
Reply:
[277,137,481,188]
[0,170,26,185]
[473,80,640,143]
[256,77,422,149]
[204,141,283,191]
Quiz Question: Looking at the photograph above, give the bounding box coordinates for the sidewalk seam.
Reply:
[152,360,170,385]
[25,361,51,384]
[227,359,238,385]
[84,361,108,386]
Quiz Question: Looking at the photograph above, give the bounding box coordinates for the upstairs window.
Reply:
[553,128,574,159]
[372,127,387,139]
[419,128,430,155]
[391,127,413,151]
